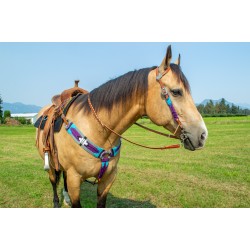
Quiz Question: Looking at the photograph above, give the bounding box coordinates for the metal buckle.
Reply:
[161,87,168,96]
[180,131,195,151]
[100,150,112,161]
[65,121,73,130]
[180,130,188,143]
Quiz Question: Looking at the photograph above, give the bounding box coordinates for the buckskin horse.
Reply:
[35,45,208,208]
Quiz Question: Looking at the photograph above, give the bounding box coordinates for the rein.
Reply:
[64,66,191,184]
[134,122,178,139]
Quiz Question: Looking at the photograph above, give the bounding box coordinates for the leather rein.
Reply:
[87,67,185,150]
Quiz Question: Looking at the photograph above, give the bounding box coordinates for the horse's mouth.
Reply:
[182,138,196,151]
[180,131,196,151]
[181,133,206,151]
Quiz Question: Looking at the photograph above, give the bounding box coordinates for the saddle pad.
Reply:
[34,115,63,132]
[34,93,82,133]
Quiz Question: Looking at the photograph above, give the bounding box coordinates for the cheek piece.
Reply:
[155,67,195,150]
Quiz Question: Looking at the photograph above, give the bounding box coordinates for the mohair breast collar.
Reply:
[65,121,121,183]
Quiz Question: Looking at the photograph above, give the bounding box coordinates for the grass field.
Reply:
[0,116,249,208]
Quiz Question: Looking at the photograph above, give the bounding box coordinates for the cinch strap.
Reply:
[65,121,121,182]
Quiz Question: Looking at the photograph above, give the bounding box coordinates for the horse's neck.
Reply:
[73,69,158,148]
[77,96,145,148]
[101,99,144,144]
[110,101,144,133]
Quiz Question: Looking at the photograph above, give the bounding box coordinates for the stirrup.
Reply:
[43,151,50,171]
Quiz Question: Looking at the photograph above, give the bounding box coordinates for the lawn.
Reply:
[0,116,249,208]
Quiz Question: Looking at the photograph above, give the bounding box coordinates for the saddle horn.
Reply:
[74,80,80,87]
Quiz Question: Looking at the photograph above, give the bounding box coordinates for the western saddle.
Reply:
[36,80,88,171]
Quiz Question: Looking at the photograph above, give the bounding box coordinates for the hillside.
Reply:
[3,102,42,113]
[200,98,250,109]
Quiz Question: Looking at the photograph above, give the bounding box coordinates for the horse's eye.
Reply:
[171,89,183,97]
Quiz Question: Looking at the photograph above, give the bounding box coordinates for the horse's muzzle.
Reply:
[180,131,195,151]
[180,129,207,151]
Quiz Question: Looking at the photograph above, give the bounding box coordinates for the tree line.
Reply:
[0,95,31,124]
[196,98,250,117]
[0,94,3,123]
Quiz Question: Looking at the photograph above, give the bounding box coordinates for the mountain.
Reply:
[200,98,234,106]
[2,102,42,113]
[236,102,250,109]
[199,99,250,110]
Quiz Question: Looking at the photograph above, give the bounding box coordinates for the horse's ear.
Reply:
[159,45,172,71]
[174,54,181,66]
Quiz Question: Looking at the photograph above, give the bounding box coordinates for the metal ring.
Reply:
[100,150,112,160]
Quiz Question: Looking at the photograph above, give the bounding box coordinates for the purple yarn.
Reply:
[86,143,99,154]
[71,127,82,141]
[65,120,122,183]
[166,97,179,121]
[98,163,108,179]
[101,157,110,162]
[70,127,99,154]
[169,104,179,121]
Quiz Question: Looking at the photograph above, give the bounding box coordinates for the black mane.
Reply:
[74,64,190,114]
[74,67,156,114]
[170,64,190,93]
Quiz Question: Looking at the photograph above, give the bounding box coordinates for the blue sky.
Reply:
[0,42,249,107]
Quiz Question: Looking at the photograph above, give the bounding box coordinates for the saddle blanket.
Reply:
[34,94,81,133]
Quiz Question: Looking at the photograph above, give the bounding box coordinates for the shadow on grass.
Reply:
[106,193,156,208]
[58,182,156,208]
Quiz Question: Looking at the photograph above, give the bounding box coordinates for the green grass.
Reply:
[0,116,250,208]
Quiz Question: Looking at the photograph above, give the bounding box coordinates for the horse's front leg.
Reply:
[48,168,61,208]
[66,168,82,208]
[62,171,72,207]
[97,166,117,208]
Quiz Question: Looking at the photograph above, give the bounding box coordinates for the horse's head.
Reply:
[146,45,208,151]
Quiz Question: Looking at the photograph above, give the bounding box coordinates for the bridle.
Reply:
[87,66,195,150]
[156,67,183,135]
[155,67,195,151]
[88,95,180,150]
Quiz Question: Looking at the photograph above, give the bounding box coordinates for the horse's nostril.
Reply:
[201,132,206,141]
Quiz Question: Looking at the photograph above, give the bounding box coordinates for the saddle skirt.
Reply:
[35,80,88,171]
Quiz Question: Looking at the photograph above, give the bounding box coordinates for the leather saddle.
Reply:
[35,80,88,171]
[51,80,87,106]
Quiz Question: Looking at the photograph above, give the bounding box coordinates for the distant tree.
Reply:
[17,117,27,125]
[231,105,238,114]
[196,98,250,116]
[215,102,220,114]
[204,100,215,114]
[243,109,250,115]
[217,98,227,114]
[226,104,231,114]
[197,104,205,114]
[0,94,3,122]
[4,110,11,119]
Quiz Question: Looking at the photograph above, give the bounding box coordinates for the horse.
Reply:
[35,45,208,208]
